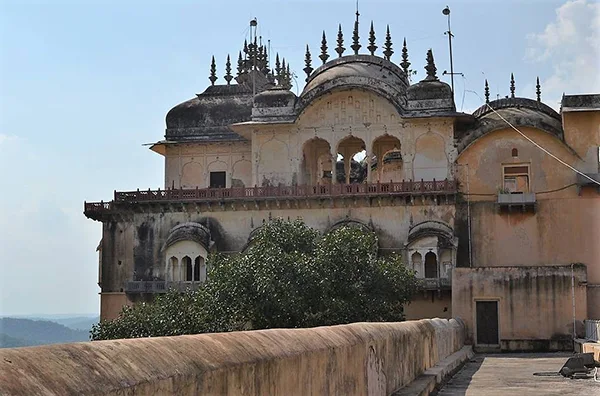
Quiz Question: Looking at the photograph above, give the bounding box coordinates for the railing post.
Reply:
[433,178,436,191]
[421,179,424,192]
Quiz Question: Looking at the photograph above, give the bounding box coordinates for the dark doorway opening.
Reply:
[210,171,226,188]
[476,300,499,345]
[424,252,438,278]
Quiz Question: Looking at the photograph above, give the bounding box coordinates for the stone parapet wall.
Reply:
[0,318,465,396]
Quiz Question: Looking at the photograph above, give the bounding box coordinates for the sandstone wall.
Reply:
[0,319,465,396]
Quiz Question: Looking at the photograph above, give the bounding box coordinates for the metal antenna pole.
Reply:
[443,6,454,94]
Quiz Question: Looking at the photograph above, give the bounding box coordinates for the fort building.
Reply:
[84,14,600,351]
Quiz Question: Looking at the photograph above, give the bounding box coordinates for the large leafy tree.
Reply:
[91,219,419,340]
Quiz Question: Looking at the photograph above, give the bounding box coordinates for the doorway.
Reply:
[476,300,499,345]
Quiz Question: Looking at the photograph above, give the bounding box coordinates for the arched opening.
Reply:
[301,137,332,185]
[337,136,366,184]
[168,256,178,281]
[371,135,402,182]
[411,252,423,278]
[424,252,438,278]
[182,256,193,281]
[511,148,518,157]
[194,256,207,282]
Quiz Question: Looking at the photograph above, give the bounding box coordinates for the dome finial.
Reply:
[536,77,541,102]
[275,54,282,86]
[351,8,361,54]
[209,56,217,85]
[320,31,330,64]
[304,45,314,81]
[367,21,377,56]
[336,24,346,57]
[383,25,393,60]
[424,49,438,81]
[224,55,233,85]
[237,51,245,77]
[400,37,410,76]
[484,79,490,103]
[510,73,515,98]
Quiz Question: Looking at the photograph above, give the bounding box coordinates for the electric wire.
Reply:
[465,90,600,187]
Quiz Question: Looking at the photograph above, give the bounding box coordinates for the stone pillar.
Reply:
[331,151,337,184]
[366,152,372,183]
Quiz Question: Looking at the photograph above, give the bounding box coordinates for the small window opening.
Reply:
[511,148,518,157]
[503,165,530,193]
[209,171,226,188]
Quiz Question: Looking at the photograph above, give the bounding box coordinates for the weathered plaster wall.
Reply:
[404,292,452,321]
[562,111,600,171]
[456,125,600,319]
[250,89,456,186]
[0,319,465,396]
[452,265,587,351]
[164,142,252,189]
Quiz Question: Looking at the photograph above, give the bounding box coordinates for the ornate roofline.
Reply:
[472,97,561,121]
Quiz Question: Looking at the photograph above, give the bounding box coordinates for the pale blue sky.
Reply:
[1,0,598,315]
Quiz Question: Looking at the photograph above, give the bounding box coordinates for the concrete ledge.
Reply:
[391,346,474,396]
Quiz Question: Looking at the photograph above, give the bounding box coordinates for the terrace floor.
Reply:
[436,352,599,395]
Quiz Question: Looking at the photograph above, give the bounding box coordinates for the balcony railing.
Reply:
[124,280,203,293]
[497,192,536,205]
[85,179,457,214]
[420,277,452,290]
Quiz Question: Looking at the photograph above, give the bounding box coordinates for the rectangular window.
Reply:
[503,165,530,193]
[209,171,226,188]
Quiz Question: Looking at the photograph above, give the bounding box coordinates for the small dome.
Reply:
[165,85,253,142]
[297,55,409,113]
[253,86,297,108]
[405,79,455,114]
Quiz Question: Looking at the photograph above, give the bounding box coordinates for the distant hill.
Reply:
[51,316,99,331]
[0,318,90,348]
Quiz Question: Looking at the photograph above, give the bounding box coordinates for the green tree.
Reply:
[91,218,419,340]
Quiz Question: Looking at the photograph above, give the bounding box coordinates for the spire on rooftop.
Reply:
[400,38,410,76]
[510,73,515,98]
[351,8,361,54]
[383,25,393,61]
[209,56,217,85]
[224,55,233,85]
[484,79,490,103]
[336,24,346,57]
[304,45,314,81]
[424,49,438,81]
[536,77,541,102]
[367,21,377,56]
[320,31,330,64]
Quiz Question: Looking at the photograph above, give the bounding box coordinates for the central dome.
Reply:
[297,55,409,113]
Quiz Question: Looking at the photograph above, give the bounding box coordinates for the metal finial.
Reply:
[536,77,541,102]
[424,49,438,81]
[510,73,515,98]
[209,56,217,85]
[367,21,377,56]
[400,37,410,76]
[383,25,393,60]
[286,63,291,89]
[484,79,490,103]
[224,55,233,85]
[237,51,244,77]
[336,24,345,57]
[243,39,248,56]
[304,45,314,81]
[275,53,281,85]
[320,31,329,64]
[281,58,288,88]
[351,9,361,54]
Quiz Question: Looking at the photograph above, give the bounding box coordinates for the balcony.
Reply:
[497,192,536,212]
[84,179,458,220]
[420,277,452,291]
[576,173,600,194]
[124,280,203,294]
